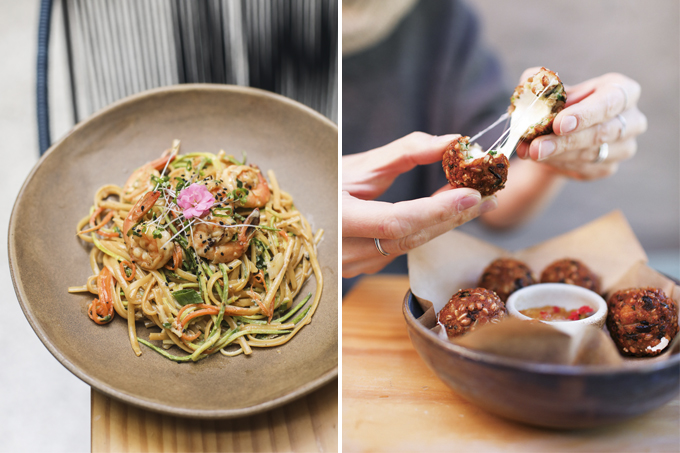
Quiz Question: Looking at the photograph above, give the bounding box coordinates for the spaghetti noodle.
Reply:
[69,140,323,362]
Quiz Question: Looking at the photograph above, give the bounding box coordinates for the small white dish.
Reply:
[506,283,608,336]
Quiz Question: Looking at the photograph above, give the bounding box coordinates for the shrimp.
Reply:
[123,154,176,202]
[123,191,174,270]
[192,209,260,263]
[220,165,270,208]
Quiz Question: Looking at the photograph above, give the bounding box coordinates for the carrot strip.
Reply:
[175,304,219,341]
[79,211,114,235]
[97,228,120,238]
[180,308,220,329]
[177,303,198,320]
[120,260,136,282]
[181,329,202,341]
[176,302,259,325]
[165,244,183,271]
[88,267,115,324]
[88,297,114,324]
[177,303,215,320]
[247,288,269,318]
[88,299,102,323]
[253,270,267,291]
[89,207,104,226]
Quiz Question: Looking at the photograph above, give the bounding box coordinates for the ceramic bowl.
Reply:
[403,290,680,429]
[506,283,607,336]
[9,85,338,418]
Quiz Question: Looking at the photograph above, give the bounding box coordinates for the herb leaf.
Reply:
[172,289,204,306]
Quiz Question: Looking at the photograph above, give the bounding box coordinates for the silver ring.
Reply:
[613,83,629,113]
[374,238,390,256]
[594,143,609,163]
[617,114,627,140]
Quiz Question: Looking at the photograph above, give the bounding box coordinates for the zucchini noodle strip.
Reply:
[127,298,142,356]
[261,238,295,318]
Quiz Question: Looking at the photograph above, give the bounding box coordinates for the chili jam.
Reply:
[520,305,594,321]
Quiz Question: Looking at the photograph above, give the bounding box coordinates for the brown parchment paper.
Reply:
[407,210,680,365]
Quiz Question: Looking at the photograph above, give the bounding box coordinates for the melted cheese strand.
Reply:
[493,78,557,157]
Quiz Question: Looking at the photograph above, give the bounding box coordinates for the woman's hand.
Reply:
[516,70,647,180]
[343,132,497,278]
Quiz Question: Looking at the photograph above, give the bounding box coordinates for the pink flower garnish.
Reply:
[177,183,215,219]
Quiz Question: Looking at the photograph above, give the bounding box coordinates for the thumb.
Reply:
[343,133,460,199]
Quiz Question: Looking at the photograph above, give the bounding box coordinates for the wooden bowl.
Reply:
[9,85,338,418]
[403,290,679,428]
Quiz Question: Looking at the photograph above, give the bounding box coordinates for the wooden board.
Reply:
[342,275,680,452]
[92,379,338,452]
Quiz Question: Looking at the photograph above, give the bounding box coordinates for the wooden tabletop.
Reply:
[342,275,680,452]
[91,379,337,452]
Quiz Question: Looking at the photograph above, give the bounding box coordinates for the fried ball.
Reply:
[606,288,679,357]
[442,67,565,196]
[508,67,566,141]
[478,258,537,302]
[437,288,506,338]
[442,136,509,197]
[540,258,601,294]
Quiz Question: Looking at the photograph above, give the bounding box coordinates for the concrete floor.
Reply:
[1,1,89,452]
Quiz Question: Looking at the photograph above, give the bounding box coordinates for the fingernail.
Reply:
[458,193,481,211]
[479,198,498,214]
[435,134,458,145]
[561,115,577,133]
[538,140,556,160]
[517,147,530,160]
